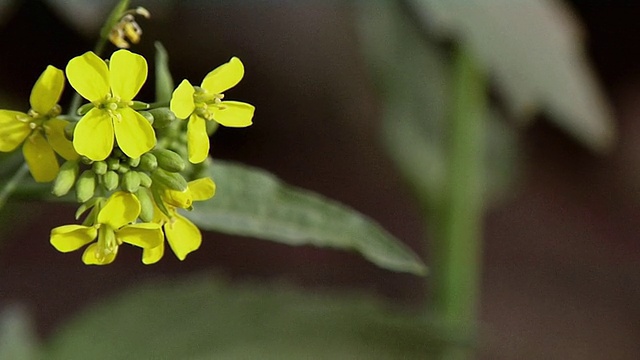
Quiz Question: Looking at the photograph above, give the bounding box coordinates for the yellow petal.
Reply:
[113,107,156,159]
[73,108,114,161]
[23,132,59,182]
[117,223,163,249]
[109,50,147,101]
[97,191,141,229]
[164,213,201,260]
[30,65,64,115]
[82,242,117,265]
[200,57,244,94]
[0,110,31,152]
[169,79,195,119]
[164,188,192,209]
[50,224,97,252]
[45,118,79,160]
[210,101,254,127]
[66,51,109,103]
[142,243,164,265]
[187,114,209,164]
[188,177,216,201]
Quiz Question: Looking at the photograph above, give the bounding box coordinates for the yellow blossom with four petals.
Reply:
[143,177,216,264]
[170,57,254,164]
[0,66,78,182]
[66,49,156,161]
[50,191,163,265]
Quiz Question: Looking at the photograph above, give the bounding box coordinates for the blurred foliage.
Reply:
[408,0,615,152]
[357,1,520,210]
[0,306,40,360]
[44,274,457,359]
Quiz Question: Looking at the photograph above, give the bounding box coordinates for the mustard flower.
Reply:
[66,49,156,161]
[0,66,78,182]
[50,191,163,265]
[170,57,254,164]
[143,177,216,264]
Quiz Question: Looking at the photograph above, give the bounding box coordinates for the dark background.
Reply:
[0,1,639,358]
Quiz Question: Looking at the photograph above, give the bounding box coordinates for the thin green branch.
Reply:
[0,163,30,211]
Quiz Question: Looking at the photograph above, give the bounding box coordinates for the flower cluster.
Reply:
[0,9,254,264]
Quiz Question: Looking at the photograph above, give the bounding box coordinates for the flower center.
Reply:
[192,87,226,121]
[100,95,133,122]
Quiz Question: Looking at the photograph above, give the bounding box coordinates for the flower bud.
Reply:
[138,153,157,172]
[102,171,119,191]
[127,157,141,168]
[148,108,176,129]
[139,111,154,124]
[106,157,120,171]
[76,103,94,116]
[138,172,152,187]
[151,168,187,192]
[52,160,79,197]
[64,122,77,141]
[153,149,185,173]
[136,188,154,222]
[121,171,141,193]
[76,170,97,203]
[117,162,130,174]
[92,161,108,175]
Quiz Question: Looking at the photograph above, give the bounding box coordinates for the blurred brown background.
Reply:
[0,1,640,359]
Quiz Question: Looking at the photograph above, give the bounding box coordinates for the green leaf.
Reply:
[0,306,40,360]
[154,41,174,103]
[45,275,453,359]
[408,0,615,152]
[187,160,427,276]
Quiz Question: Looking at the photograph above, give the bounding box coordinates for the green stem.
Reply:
[432,44,486,359]
[0,163,30,211]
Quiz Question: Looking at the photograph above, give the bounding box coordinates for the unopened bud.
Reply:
[92,161,108,175]
[127,156,141,168]
[106,157,120,171]
[151,168,187,192]
[148,108,176,129]
[121,171,141,193]
[76,170,97,203]
[153,149,185,173]
[139,153,157,172]
[139,111,154,124]
[138,172,152,187]
[102,171,119,191]
[64,122,77,141]
[136,188,154,222]
[76,103,94,116]
[117,162,130,174]
[52,160,79,197]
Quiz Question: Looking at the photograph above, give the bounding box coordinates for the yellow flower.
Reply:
[50,191,163,265]
[66,49,156,161]
[170,57,254,164]
[143,177,216,264]
[0,66,78,182]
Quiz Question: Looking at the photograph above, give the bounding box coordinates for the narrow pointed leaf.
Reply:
[187,161,427,276]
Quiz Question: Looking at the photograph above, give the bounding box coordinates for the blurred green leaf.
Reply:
[357,2,519,208]
[154,41,174,103]
[408,0,615,151]
[187,161,427,276]
[45,275,452,359]
[0,306,40,360]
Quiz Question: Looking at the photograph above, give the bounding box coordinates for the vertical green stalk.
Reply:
[432,43,485,359]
